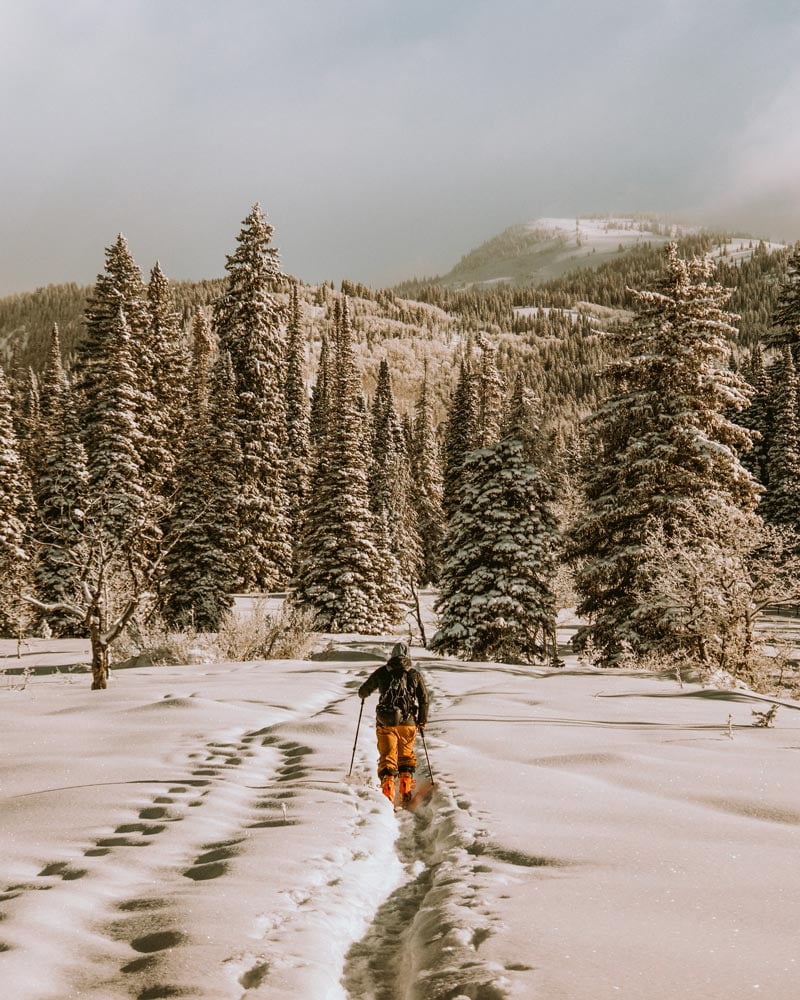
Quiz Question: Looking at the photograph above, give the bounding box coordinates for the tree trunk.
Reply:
[89,624,108,690]
[410,580,427,648]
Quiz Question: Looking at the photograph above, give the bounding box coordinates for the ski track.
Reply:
[0,673,423,1000]
[0,646,535,1000]
[341,665,514,1000]
[342,781,509,1000]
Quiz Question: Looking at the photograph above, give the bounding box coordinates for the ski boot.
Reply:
[381,774,396,803]
[398,770,416,808]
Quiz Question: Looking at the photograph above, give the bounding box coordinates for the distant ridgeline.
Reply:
[0,224,791,437]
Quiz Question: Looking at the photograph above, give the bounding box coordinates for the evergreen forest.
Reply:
[2,206,800,690]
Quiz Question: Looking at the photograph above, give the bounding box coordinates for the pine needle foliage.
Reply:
[32,326,88,634]
[293,298,391,632]
[0,362,32,636]
[162,352,242,630]
[410,364,445,585]
[570,244,762,664]
[284,283,311,570]
[431,381,558,663]
[442,359,479,519]
[214,204,292,590]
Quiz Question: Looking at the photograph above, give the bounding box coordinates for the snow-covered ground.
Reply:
[521,218,784,273]
[2,616,800,999]
[526,216,682,253]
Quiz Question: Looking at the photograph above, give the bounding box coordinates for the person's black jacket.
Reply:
[358,655,429,727]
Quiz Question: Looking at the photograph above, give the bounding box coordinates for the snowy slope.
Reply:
[437,216,679,288]
[436,216,786,289]
[2,621,800,999]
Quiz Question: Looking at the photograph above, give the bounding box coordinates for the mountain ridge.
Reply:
[413,214,784,289]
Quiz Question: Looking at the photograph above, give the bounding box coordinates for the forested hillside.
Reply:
[2,208,800,689]
[0,227,791,433]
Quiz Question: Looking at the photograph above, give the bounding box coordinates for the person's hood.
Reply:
[387,642,412,672]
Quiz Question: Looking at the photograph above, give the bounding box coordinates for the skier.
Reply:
[358,641,429,805]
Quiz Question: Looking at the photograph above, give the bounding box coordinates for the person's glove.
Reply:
[417,723,425,731]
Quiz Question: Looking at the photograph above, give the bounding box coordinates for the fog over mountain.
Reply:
[1,0,799,295]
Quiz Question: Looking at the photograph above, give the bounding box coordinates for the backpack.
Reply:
[377,668,417,725]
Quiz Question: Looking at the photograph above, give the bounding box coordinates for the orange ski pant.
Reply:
[376,724,417,777]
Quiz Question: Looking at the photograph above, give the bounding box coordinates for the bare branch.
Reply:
[102,592,153,646]
[21,593,84,618]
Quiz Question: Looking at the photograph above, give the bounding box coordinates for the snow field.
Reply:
[2,633,800,999]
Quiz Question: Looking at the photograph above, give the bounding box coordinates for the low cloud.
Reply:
[1,1,799,294]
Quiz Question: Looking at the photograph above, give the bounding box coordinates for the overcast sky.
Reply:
[2,0,799,295]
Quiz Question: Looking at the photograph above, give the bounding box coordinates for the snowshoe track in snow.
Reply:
[343,776,508,1000]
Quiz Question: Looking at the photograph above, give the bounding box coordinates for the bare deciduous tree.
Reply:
[639,513,800,679]
[22,500,171,689]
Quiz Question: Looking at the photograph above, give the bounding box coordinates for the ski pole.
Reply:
[420,726,435,786]
[348,698,365,777]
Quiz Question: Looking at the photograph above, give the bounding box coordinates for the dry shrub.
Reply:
[214,601,318,662]
[112,612,211,667]
[112,600,318,667]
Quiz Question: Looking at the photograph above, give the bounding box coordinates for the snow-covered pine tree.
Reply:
[0,363,33,637]
[570,243,762,665]
[442,359,479,519]
[189,309,214,410]
[760,346,800,531]
[76,235,151,469]
[12,366,42,488]
[309,332,331,451]
[32,326,88,634]
[162,352,241,630]
[431,377,558,663]
[369,360,404,514]
[86,308,151,542]
[475,334,503,447]
[369,359,418,618]
[410,363,445,585]
[293,297,390,632]
[213,204,292,590]
[768,243,800,356]
[737,345,771,486]
[142,262,190,496]
[284,283,311,570]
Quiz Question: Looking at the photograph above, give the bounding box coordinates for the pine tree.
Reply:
[86,308,150,542]
[309,332,331,450]
[162,352,241,630]
[738,345,771,485]
[410,365,445,585]
[214,204,291,590]
[369,359,417,617]
[760,347,800,530]
[476,334,504,446]
[0,363,32,636]
[369,360,404,514]
[142,262,190,495]
[768,243,800,355]
[12,366,42,487]
[570,244,761,664]
[189,310,214,410]
[293,297,389,631]
[431,380,558,662]
[32,326,88,634]
[442,359,479,519]
[76,235,150,468]
[284,283,311,570]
